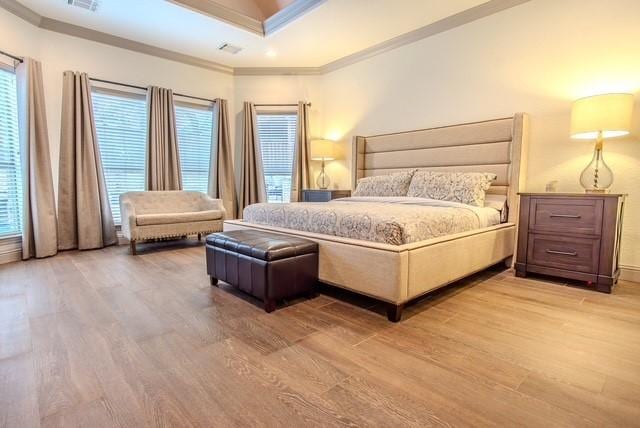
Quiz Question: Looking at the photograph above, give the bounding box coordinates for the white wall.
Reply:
[0,7,234,195]
[316,0,640,270]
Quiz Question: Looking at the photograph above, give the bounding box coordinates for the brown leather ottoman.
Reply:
[205,230,319,312]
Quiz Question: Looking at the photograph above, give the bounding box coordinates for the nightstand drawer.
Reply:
[529,198,603,236]
[304,191,332,202]
[527,234,600,274]
[302,190,351,202]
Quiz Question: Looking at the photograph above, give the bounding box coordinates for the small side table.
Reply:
[301,189,351,202]
[515,192,625,293]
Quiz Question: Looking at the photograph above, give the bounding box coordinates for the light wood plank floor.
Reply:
[1,240,640,427]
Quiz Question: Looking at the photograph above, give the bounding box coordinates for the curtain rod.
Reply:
[255,103,311,107]
[0,49,23,63]
[89,77,216,104]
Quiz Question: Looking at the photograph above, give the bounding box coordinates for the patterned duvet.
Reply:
[242,197,501,245]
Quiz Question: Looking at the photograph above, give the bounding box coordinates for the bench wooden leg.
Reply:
[130,241,137,256]
[264,299,276,313]
[386,303,404,322]
[210,277,218,286]
[197,233,202,241]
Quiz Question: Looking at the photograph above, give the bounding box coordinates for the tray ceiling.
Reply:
[15,0,496,68]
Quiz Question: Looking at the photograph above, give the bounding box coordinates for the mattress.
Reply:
[242,196,501,245]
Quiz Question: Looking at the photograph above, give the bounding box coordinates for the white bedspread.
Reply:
[242,196,501,245]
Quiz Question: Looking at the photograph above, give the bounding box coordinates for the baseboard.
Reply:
[620,265,640,284]
[0,236,22,265]
[0,248,21,265]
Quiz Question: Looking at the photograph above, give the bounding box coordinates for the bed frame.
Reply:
[225,113,529,321]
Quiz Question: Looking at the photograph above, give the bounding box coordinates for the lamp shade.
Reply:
[311,139,336,160]
[570,93,634,139]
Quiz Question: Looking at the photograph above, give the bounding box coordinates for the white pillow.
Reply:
[407,171,497,207]
[484,194,508,222]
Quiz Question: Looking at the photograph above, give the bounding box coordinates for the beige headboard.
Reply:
[352,113,529,223]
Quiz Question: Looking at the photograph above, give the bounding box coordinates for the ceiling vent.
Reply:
[218,43,242,55]
[67,0,100,12]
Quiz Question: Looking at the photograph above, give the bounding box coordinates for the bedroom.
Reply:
[0,0,639,426]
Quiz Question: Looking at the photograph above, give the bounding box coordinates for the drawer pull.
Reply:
[545,249,578,257]
[549,214,581,219]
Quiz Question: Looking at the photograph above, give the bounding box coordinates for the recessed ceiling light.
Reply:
[265,49,277,58]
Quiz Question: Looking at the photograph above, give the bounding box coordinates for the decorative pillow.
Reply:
[407,171,497,207]
[484,194,508,222]
[353,170,415,197]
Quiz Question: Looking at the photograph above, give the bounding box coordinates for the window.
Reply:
[92,89,147,225]
[175,103,214,194]
[256,113,297,203]
[0,68,22,237]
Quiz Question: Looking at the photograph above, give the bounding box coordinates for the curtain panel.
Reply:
[291,101,311,202]
[57,71,117,250]
[237,101,266,217]
[208,98,236,219]
[16,58,58,259]
[146,86,182,190]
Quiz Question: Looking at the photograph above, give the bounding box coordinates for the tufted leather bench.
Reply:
[205,230,319,312]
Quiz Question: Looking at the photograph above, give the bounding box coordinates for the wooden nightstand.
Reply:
[301,189,351,202]
[515,193,625,293]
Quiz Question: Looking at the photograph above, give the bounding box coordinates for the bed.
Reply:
[225,114,529,321]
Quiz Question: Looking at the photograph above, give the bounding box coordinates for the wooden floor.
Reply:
[1,240,640,427]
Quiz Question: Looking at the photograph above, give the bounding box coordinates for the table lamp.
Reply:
[310,139,336,189]
[570,93,634,193]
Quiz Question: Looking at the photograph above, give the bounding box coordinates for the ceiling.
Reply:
[16,0,488,68]
[209,0,296,21]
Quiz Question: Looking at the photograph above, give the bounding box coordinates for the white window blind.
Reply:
[175,103,214,194]
[0,68,22,238]
[256,113,297,203]
[92,90,146,225]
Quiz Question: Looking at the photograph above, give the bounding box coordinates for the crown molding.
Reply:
[263,0,325,36]
[168,0,324,37]
[321,0,531,74]
[167,0,264,36]
[39,17,234,74]
[0,0,233,74]
[0,0,40,25]
[234,66,322,76]
[1,0,530,77]
[237,0,531,76]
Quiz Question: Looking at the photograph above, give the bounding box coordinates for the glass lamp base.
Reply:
[579,143,613,194]
[316,171,331,189]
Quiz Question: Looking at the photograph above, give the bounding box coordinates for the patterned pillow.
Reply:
[353,171,415,197]
[407,171,497,207]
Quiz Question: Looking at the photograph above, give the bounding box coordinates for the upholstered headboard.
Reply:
[352,113,529,223]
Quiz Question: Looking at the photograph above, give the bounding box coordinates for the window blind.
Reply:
[0,68,22,238]
[92,90,147,225]
[256,113,297,203]
[175,103,214,194]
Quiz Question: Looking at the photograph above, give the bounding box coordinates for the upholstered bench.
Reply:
[205,230,319,312]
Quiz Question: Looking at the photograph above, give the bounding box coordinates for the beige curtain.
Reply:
[208,98,237,218]
[291,101,311,202]
[237,102,266,216]
[58,71,117,250]
[16,58,58,259]
[146,86,181,190]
